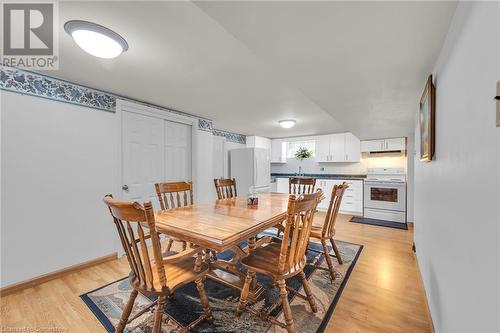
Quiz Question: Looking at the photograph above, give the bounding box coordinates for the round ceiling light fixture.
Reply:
[64,20,128,59]
[278,119,296,129]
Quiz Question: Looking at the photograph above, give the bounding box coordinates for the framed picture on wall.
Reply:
[419,74,435,162]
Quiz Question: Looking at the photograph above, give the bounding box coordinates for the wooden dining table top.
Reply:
[154,192,290,252]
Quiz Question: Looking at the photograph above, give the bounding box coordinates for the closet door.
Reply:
[122,111,164,205]
[164,120,192,182]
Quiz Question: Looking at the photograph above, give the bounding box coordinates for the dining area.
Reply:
[98,177,354,333]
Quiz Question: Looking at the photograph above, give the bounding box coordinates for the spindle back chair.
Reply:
[288,177,316,194]
[155,181,194,251]
[309,182,349,281]
[237,190,323,333]
[103,195,213,333]
[214,178,237,199]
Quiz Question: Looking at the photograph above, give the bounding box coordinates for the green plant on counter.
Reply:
[294,147,313,161]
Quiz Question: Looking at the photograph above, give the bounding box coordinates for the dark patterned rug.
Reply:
[81,234,362,333]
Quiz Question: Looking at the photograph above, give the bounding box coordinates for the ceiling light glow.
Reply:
[279,120,296,129]
[64,20,128,59]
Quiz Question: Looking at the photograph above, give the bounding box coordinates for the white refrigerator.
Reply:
[230,148,271,195]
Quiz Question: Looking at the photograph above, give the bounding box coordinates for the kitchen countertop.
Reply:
[271,173,366,180]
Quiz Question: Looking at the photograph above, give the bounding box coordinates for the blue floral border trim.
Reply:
[213,128,246,144]
[0,66,248,139]
[0,66,116,112]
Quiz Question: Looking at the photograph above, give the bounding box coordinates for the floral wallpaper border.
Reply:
[0,66,116,112]
[213,128,246,144]
[0,66,227,135]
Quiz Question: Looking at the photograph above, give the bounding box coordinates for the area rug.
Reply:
[81,236,362,333]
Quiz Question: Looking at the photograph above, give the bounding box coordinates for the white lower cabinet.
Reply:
[276,177,289,193]
[273,177,363,216]
[316,180,333,210]
[317,179,363,215]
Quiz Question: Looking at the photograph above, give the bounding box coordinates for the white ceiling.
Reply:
[46,1,456,139]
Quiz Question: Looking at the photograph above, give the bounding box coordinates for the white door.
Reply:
[165,120,192,182]
[213,136,226,179]
[122,111,164,206]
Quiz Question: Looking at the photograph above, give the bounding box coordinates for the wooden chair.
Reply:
[276,177,317,237]
[309,182,348,281]
[214,178,237,199]
[155,181,194,252]
[103,195,213,333]
[289,177,316,194]
[237,190,323,333]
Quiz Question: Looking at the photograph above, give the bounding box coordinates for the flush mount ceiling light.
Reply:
[278,119,296,129]
[64,20,128,59]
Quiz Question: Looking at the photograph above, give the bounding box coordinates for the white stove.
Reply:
[364,168,407,223]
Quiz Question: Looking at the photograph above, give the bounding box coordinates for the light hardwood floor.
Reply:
[0,213,431,332]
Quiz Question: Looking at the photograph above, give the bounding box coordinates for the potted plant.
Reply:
[294,146,313,161]
[294,147,313,176]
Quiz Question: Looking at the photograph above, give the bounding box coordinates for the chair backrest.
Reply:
[279,189,323,275]
[289,177,316,194]
[214,178,237,199]
[322,182,348,238]
[103,195,167,290]
[155,181,194,210]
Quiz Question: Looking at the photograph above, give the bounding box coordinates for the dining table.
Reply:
[154,192,290,300]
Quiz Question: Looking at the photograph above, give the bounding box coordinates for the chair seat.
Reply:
[131,256,208,294]
[241,242,305,278]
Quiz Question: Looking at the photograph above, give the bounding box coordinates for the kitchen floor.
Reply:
[0,214,431,332]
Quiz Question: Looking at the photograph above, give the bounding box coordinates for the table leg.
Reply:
[248,237,258,290]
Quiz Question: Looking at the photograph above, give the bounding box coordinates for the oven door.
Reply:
[364,181,406,211]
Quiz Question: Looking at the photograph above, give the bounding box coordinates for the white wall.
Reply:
[414,2,500,332]
[0,91,215,287]
[1,92,118,287]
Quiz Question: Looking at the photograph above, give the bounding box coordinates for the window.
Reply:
[286,140,316,158]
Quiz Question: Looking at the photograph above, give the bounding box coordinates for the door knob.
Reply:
[122,185,129,191]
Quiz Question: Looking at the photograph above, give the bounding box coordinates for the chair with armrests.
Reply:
[309,182,348,281]
[155,181,194,252]
[214,178,237,199]
[236,190,323,333]
[103,195,213,333]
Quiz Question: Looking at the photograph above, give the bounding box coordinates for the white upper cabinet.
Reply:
[385,138,406,151]
[315,135,331,162]
[270,139,287,163]
[361,137,406,153]
[316,132,360,162]
[330,133,346,162]
[344,132,361,162]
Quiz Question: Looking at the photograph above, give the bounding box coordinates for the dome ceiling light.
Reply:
[64,20,128,59]
[278,120,296,129]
